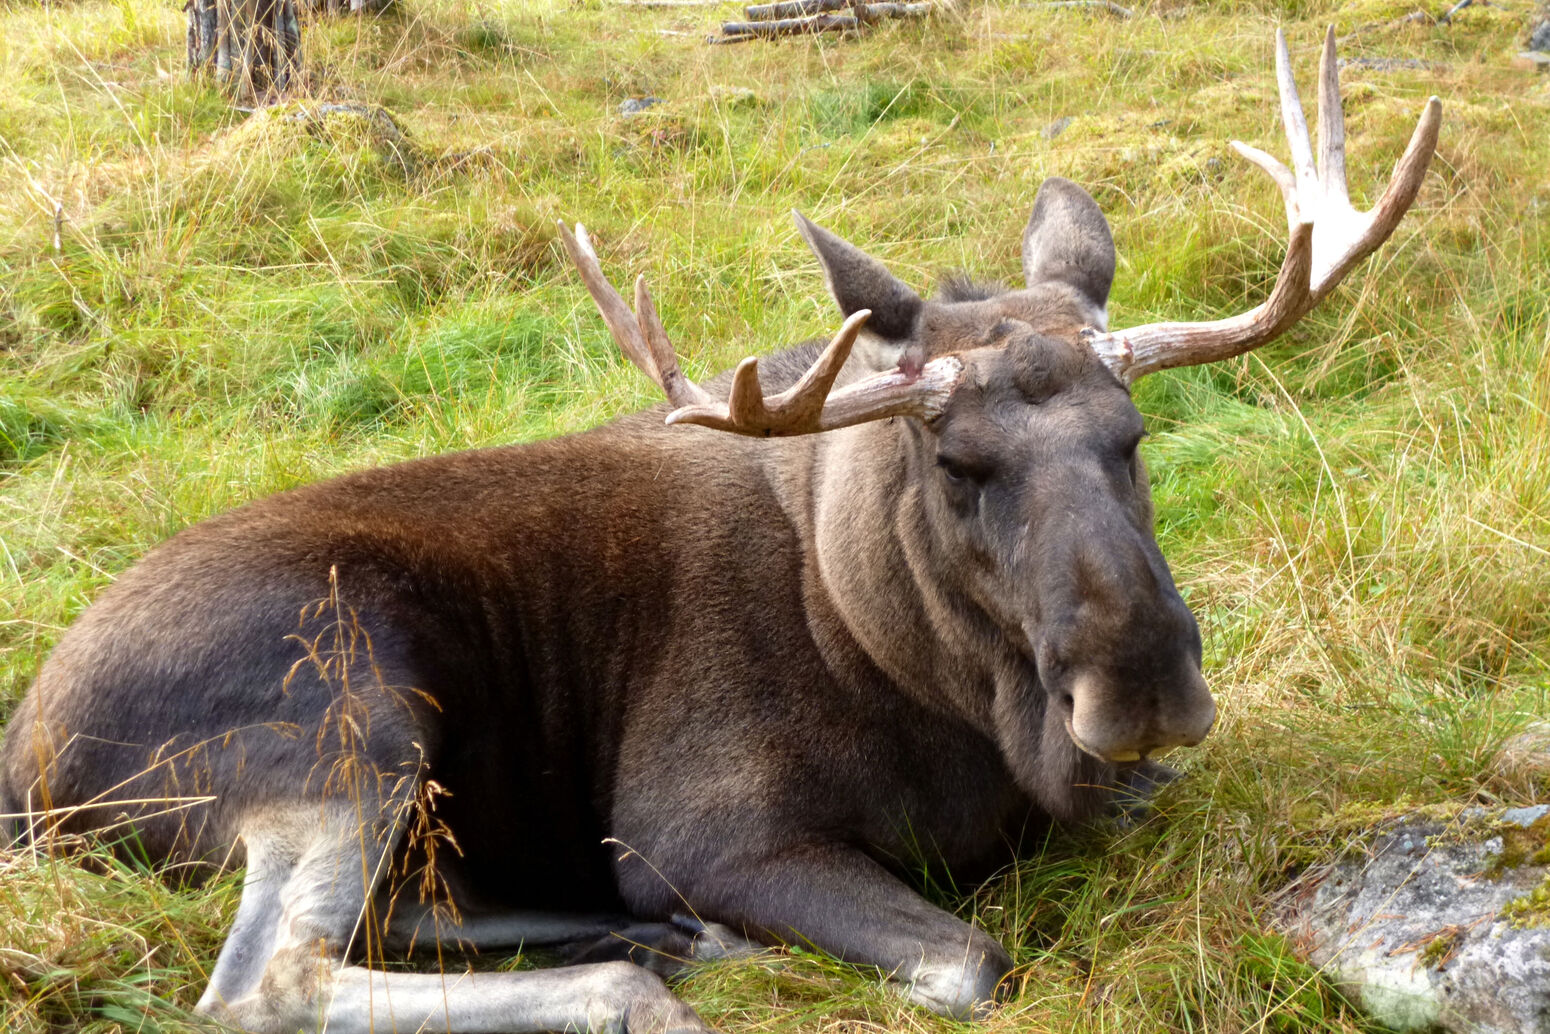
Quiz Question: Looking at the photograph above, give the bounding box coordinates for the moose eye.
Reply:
[937,455,988,485]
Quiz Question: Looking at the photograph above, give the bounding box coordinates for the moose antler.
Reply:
[559,222,965,436]
[1086,27,1442,384]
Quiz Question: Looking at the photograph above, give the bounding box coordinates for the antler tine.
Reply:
[767,309,870,425]
[1230,139,1299,228]
[558,223,653,380]
[558,222,712,409]
[1276,29,1318,195]
[632,275,713,408]
[1084,28,1441,385]
[1314,91,1441,303]
[726,357,770,429]
[1316,26,1349,205]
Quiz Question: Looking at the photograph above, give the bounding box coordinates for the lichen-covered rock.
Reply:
[1529,2,1550,51]
[1279,805,1550,1034]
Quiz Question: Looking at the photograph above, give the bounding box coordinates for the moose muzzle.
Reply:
[1064,667,1216,763]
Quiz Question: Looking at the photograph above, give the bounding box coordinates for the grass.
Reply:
[2,0,1548,1030]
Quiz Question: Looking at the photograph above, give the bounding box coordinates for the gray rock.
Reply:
[1043,116,1073,140]
[619,97,664,116]
[1503,804,1550,829]
[1531,19,1550,52]
[1279,808,1550,1033]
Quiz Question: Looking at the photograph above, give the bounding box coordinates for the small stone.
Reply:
[1500,804,1549,828]
[1512,51,1550,72]
[710,86,758,107]
[620,97,664,116]
[1043,116,1073,140]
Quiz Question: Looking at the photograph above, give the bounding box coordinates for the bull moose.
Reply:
[0,30,1438,1034]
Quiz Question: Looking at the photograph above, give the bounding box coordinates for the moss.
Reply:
[1484,812,1550,878]
[1418,929,1459,969]
[1502,875,1550,929]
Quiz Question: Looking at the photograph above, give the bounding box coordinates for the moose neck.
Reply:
[806,418,1007,733]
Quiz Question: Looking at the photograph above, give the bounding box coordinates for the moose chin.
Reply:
[0,28,1438,1034]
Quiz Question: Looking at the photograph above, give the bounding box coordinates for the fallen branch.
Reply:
[853,0,933,19]
[745,0,847,16]
[722,11,860,34]
[1019,0,1132,16]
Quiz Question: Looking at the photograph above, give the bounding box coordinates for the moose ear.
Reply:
[1022,178,1115,323]
[794,212,923,342]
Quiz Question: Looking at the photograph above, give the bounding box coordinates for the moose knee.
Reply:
[902,932,1012,1021]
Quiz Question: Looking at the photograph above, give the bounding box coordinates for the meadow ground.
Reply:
[1,0,1547,1030]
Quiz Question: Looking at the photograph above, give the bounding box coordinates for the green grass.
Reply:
[2,0,1548,1030]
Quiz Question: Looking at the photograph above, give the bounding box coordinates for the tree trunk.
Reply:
[187,0,302,101]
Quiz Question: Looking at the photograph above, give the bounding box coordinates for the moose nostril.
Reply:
[1058,692,1074,712]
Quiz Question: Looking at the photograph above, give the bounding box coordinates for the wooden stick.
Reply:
[722,12,859,34]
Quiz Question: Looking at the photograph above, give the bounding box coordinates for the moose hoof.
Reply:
[669,914,762,962]
[614,968,716,1034]
[902,941,1012,1020]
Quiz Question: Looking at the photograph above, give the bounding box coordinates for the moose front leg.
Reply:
[662,843,1013,1020]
